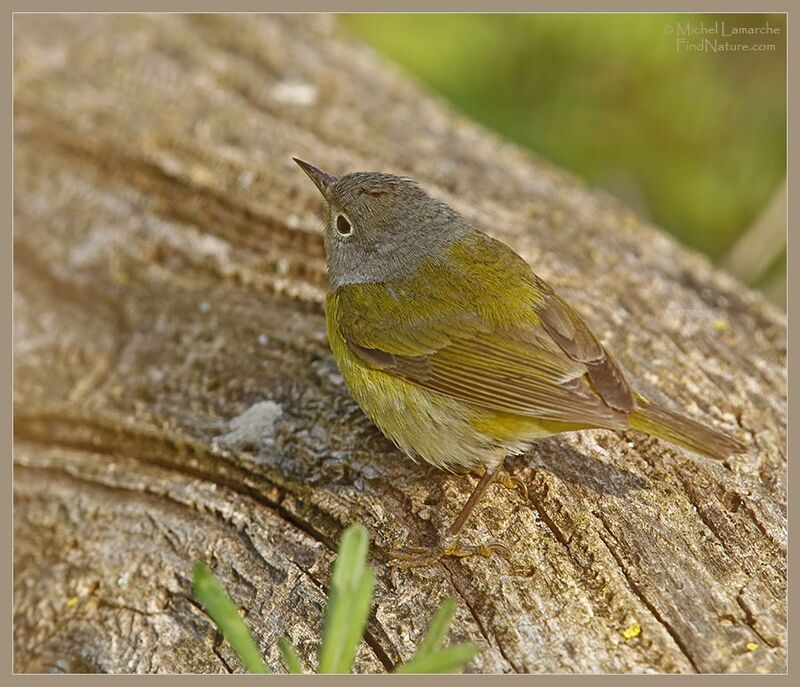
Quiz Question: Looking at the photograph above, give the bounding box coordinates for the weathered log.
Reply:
[13,14,786,674]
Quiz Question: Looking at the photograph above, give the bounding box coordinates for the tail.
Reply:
[629,396,746,460]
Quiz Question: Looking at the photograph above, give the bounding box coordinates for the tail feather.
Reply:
[629,396,746,460]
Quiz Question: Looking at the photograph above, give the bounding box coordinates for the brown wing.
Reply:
[539,291,634,413]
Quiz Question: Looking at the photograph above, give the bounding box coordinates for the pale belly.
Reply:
[334,340,552,471]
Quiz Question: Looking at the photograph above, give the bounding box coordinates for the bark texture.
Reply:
[13,14,786,674]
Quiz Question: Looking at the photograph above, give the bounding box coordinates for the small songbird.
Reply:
[293,158,745,563]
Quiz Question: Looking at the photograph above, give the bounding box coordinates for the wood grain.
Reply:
[14,14,785,673]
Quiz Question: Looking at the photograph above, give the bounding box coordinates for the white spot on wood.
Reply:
[215,401,283,451]
[195,234,231,260]
[237,170,255,188]
[272,80,318,106]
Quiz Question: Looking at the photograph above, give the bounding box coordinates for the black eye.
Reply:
[336,214,352,235]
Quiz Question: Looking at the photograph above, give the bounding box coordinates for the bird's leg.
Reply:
[389,469,510,567]
[444,468,497,541]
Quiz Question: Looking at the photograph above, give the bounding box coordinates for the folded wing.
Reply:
[333,235,634,430]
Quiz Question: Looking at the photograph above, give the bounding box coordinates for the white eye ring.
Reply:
[335,213,353,237]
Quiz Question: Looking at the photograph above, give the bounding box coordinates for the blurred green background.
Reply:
[343,13,786,307]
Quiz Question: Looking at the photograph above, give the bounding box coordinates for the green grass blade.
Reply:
[394,642,481,674]
[192,562,268,674]
[317,524,374,673]
[277,637,305,674]
[336,566,375,673]
[410,597,456,660]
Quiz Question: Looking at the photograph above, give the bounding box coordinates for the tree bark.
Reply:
[13,14,786,674]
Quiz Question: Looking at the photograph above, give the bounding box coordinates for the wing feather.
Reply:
[332,232,634,429]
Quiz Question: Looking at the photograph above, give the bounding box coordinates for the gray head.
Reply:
[293,158,470,290]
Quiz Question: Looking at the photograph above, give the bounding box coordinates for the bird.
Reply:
[293,157,746,564]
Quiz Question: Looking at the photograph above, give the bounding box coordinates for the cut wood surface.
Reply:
[13,14,786,674]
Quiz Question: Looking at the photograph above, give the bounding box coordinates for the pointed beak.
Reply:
[292,157,337,200]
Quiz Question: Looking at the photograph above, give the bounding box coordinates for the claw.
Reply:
[485,541,512,558]
[495,474,529,501]
[447,541,511,559]
[387,548,444,568]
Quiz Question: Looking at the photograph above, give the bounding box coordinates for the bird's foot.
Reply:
[387,538,510,568]
[494,472,529,501]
